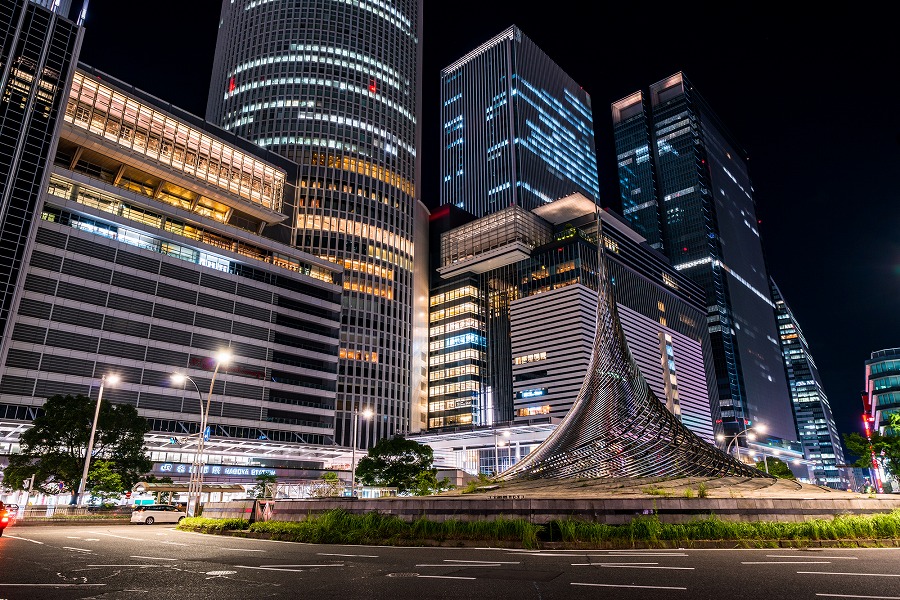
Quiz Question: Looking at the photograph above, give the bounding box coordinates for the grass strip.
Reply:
[176,508,900,549]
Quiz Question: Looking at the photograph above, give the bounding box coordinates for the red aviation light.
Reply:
[369,79,377,93]
[229,77,236,93]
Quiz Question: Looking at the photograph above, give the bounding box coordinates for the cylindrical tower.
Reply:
[206,0,423,447]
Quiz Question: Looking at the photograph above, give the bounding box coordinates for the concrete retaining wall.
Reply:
[245,496,900,525]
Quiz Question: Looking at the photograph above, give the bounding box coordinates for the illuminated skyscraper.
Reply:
[612,72,795,443]
[0,0,84,341]
[771,279,846,489]
[439,25,599,218]
[206,0,425,446]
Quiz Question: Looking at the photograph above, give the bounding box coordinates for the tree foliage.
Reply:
[3,394,151,497]
[252,472,278,499]
[87,460,125,504]
[844,413,900,479]
[355,436,436,495]
[755,457,796,480]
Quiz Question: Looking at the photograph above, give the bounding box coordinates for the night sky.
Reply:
[78,1,900,459]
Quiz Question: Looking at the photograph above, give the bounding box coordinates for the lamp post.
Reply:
[171,372,203,512]
[349,405,373,498]
[716,423,766,463]
[77,373,119,507]
[175,350,230,517]
[493,429,510,476]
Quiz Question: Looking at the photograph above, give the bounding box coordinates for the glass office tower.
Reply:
[0,0,83,342]
[612,72,795,443]
[771,279,846,488]
[206,0,424,447]
[439,25,599,218]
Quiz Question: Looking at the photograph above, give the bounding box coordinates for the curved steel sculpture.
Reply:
[499,212,768,480]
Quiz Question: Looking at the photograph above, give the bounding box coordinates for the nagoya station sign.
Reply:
[154,462,276,477]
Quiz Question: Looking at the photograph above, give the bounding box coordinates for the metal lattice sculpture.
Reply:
[498,212,767,481]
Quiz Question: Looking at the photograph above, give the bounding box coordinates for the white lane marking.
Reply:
[234,566,307,573]
[799,572,900,578]
[0,584,106,588]
[87,564,169,568]
[605,551,689,555]
[130,556,178,561]
[63,547,93,553]
[572,582,687,590]
[84,538,99,542]
[318,553,379,558]
[743,561,832,564]
[416,563,499,568]
[817,595,900,599]
[4,535,43,544]
[599,564,694,570]
[767,555,858,559]
[417,575,477,580]
[258,564,344,568]
[521,552,688,557]
[160,541,190,546]
[221,548,266,552]
[66,536,80,539]
[443,559,521,564]
[88,531,145,541]
[572,562,658,566]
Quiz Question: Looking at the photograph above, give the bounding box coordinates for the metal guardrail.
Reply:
[10,506,132,521]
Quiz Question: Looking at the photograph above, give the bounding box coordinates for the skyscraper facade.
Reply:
[612,72,795,443]
[206,0,424,447]
[427,194,718,445]
[863,347,900,492]
[439,25,599,218]
[0,0,83,342]
[771,279,846,488]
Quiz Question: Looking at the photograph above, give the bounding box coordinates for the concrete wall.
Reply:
[226,496,900,525]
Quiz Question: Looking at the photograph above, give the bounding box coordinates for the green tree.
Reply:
[410,470,454,496]
[87,460,125,505]
[355,436,436,495]
[755,457,796,480]
[844,413,900,479]
[3,394,151,498]
[252,472,278,498]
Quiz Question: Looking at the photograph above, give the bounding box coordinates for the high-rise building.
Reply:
[612,72,795,443]
[0,63,348,487]
[771,279,846,488]
[439,25,599,218]
[0,0,83,342]
[863,347,900,491]
[424,193,719,470]
[206,0,425,447]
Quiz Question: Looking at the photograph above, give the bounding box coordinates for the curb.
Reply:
[177,527,900,550]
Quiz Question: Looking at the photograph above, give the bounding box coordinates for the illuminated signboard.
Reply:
[155,463,276,477]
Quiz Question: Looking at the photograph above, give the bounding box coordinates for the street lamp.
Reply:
[716,423,766,463]
[174,350,231,517]
[350,406,373,498]
[493,429,510,476]
[77,373,119,507]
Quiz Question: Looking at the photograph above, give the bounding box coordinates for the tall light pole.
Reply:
[176,350,230,517]
[171,372,203,512]
[77,373,119,507]
[350,405,373,498]
[716,423,766,463]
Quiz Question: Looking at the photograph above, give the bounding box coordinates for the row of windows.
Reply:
[66,72,284,210]
[48,175,335,284]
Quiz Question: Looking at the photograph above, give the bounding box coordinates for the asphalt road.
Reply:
[1,524,899,599]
